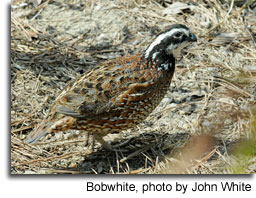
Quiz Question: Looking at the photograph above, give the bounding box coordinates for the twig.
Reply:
[11,125,33,133]
[18,151,92,166]
[205,2,248,35]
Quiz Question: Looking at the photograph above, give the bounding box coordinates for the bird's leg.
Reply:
[84,132,95,151]
[94,134,132,152]
[93,134,113,151]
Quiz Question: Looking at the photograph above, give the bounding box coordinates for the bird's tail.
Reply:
[25,119,52,144]
[25,113,77,144]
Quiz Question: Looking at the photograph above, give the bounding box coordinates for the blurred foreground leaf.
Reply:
[232,110,256,174]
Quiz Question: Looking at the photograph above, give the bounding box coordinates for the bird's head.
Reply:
[144,24,197,61]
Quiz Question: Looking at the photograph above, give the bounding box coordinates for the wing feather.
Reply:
[54,55,149,119]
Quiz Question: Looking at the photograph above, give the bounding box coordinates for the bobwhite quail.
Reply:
[25,24,197,150]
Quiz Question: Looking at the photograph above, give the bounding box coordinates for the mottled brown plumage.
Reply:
[25,24,197,149]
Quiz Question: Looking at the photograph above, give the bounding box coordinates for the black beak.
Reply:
[188,33,197,42]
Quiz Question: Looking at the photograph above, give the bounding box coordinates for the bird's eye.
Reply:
[173,32,182,38]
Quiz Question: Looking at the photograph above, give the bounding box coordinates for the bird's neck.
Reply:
[143,48,176,72]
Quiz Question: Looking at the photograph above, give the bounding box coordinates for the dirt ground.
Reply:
[11,0,256,174]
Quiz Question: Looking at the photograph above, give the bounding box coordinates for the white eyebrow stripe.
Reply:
[144,28,189,58]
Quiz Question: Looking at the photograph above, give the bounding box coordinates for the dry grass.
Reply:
[11,0,256,174]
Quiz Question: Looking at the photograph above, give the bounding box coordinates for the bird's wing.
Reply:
[54,55,153,119]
